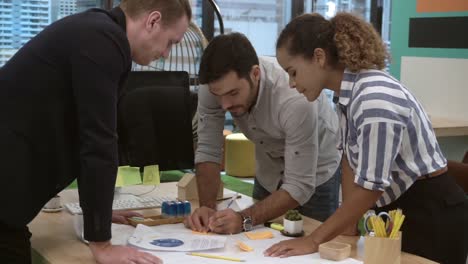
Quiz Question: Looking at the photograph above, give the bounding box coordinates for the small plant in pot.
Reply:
[282,209,304,236]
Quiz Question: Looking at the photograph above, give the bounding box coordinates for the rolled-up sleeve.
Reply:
[354,122,405,191]
[279,98,319,205]
[194,85,226,164]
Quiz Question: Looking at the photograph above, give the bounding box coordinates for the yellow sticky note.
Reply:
[237,241,254,252]
[245,231,274,240]
[143,165,160,185]
[117,166,142,186]
[115,173,124,187]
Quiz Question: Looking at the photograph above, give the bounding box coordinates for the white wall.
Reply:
[400,56,468,121]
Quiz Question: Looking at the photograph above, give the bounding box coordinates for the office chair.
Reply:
[447,151,468,193]
[118,71,194,171]
[131,0,225,150]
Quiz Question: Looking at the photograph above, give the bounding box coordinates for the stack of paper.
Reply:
[128,224,227,252]
[118,223,363,264]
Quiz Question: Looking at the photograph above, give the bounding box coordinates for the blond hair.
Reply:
[120,0,192,26]
[277,12,389,71]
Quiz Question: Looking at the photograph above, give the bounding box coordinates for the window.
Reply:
[305,0,371,20]
[213,0,293,56]
[112,0,202,25]
[0,0,391,68]
[0,0,101,67]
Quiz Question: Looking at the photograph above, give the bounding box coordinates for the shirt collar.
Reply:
[337,69,359,107]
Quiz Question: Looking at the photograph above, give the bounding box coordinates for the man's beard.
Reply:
[229,78,257,118]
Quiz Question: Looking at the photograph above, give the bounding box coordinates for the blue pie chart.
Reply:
[150,238,184,247]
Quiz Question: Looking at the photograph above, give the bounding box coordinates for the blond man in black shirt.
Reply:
[0,1,190,263]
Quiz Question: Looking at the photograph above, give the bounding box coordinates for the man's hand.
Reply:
[207,209,243,234]
[263,236,319,258]
[184,206,216,232]
[89,241,162,264]
[112,211,143,225]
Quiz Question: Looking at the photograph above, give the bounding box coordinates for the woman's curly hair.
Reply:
[277,12,389,72]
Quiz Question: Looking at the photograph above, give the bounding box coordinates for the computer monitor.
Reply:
[117,71,194,171]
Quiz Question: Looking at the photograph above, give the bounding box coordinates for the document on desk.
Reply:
[120,223,363,264]
[128,224,227,252]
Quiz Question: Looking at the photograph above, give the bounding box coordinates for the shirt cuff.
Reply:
[354,174,390,191]
[195,150,222,165]
[82,209,112,242]
[280,182,314,205]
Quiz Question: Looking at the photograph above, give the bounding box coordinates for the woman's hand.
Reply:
[264,236,319,258]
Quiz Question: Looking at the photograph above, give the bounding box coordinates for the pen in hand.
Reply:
[207,193,239,232]
[226,192,238,209]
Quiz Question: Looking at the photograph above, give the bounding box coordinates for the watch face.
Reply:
[243,217,253,231]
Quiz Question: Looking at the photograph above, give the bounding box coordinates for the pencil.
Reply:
[226,192,239,209]
[187,252,245,262]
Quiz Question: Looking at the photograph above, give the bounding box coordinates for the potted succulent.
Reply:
[283,209,303,236]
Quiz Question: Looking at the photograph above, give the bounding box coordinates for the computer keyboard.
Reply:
[64,195,174,215]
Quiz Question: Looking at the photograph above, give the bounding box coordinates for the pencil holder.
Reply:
[364,232,401,264]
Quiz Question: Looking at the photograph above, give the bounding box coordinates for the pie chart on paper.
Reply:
[150,238,184,247]
[128,229,227,252]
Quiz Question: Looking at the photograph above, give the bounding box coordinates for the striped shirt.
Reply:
[337,69,447,207]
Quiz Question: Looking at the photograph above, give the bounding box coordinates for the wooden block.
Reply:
[127,215,184,227]
[364,232,402,264]
[177,173,223,201]
[319,241,351,261]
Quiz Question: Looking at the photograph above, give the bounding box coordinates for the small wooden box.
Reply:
[128,215,185,227]
[364,232,402,264]
[319,241,351,261]
[177,173,223,201]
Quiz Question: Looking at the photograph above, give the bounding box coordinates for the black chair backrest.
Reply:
[118,71,194,171]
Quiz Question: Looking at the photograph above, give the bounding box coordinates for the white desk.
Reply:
[29,182,436,264]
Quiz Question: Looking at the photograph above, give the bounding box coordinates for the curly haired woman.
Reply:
[264,12,468,264]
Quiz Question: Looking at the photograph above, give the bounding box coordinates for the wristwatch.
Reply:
[238,211,253,232]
